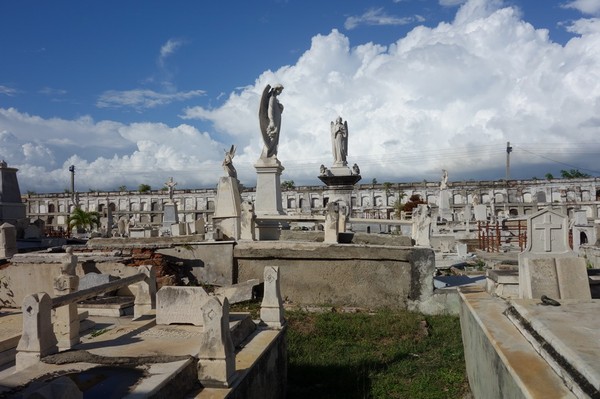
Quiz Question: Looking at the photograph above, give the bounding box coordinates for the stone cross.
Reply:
[165,177,177,201]
[534,213,562,252]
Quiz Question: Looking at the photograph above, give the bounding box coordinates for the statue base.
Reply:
[318,174,362,187]
[254,157,286,240]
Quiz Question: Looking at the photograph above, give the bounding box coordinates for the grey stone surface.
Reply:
[323,202,339,243]
[213,176,242,240]
[506,299,600,398]
[0,162,26,226]
[0,223,17,259]
[235,241,436,311]
[458,287,576,399]
[156,286,208,326]
[213,279,259,304]
[78,272,117,293]
[198,296,235,387]
[524,258,560,299]
[555,257,592,299]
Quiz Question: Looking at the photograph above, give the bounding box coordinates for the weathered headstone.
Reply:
[15,293,58,371]
[79,272,117,293]
[170,222,186,237]
[323,202,339,244]
[156,286,208,326]
[519,207,590,299]
[522,257,591,300]
[53,247,80,350]
[411,204,431,247]
[474,204,487,222]
[162,203,179,231]
[214,279,259,304]
[0,222,17,258]
[131,265,156,319]
[260,266,285,328]
[197,296,236,387]
[213,176,242,240]
[240,201,256,241]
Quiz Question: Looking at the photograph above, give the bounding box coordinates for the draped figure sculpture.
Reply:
[330,116,348,166]
[258,84,284,159]
[222,145,237,179]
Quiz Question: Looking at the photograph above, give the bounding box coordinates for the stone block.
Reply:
[555,257,591,300]
[213,279,259,304]
[156,286,208,326]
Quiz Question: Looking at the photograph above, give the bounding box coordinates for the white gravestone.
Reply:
[474,204,487,222]
[213,176,242,240]
[0,222,17,258]
[260,266,285,328]
[240,201,256,241]
[411,204,432,247]
[197,296,236,387]
[323,202,339,244]
[519,207,590,299]
[15,293,58,371]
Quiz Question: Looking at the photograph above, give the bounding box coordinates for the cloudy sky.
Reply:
[1,0,600,193]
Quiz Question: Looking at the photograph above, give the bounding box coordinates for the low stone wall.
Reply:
[88,237,235,286]
[458,286,576,398]
[234,241,434,310]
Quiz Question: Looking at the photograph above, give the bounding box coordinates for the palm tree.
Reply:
[68,208,100,232]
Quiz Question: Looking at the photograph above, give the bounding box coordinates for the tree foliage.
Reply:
[68,207,100,232]
[138,184,151,193]
[394,193,423,218]
[560,169,590,179]
[281,180,295,190]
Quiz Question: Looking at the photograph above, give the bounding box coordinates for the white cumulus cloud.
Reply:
[563,0,600,15]
[97,89,205,110]
[6,0,600,192]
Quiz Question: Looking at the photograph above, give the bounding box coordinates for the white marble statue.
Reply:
[165,177,177,201]
[222,145,237,179]
[440,169,448,190]
[331,116,348,166]
[258,84,284,159]
[352,163,360,175]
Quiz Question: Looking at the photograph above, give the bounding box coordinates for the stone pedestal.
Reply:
[254,158,285,240]
[162,202,179,230]
[213,177,242,240]
[319,170,361,234]
[0,162,26,227]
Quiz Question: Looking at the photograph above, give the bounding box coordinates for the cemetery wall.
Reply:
[23,177,600,232]
[234,241,434,310]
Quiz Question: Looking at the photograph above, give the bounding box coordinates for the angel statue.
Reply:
[258,84,284,159]
[222,145,237,179]
[331,116,348,166]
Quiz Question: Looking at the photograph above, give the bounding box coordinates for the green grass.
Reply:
[286,309,469,399]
